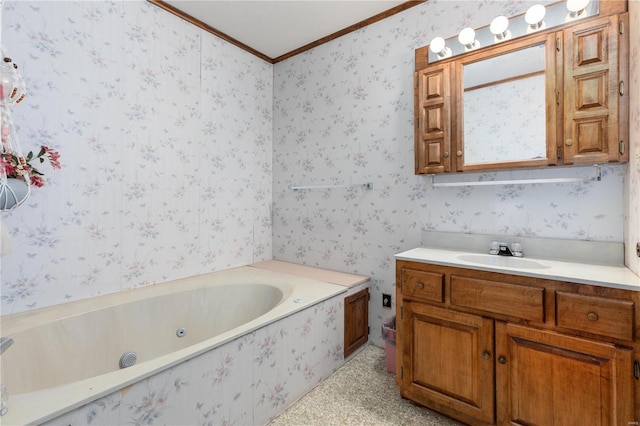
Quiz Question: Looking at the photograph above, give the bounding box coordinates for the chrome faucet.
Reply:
[489,241,523,257]
[0,385,7,416]
[497,242,514,256]
[0,337,13,416]
[0,337,13,355]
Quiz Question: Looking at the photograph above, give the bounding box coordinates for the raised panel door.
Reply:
[563,14,624,164]
[496,322,634,426]
[414,63,452,174]
[401,302,495,424]
[344,288,369,357]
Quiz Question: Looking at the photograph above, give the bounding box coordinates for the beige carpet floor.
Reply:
[268,344,464,426]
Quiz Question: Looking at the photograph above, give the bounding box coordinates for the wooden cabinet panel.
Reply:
[496,322,634,426]
[563,14,623,164]
[401,303,495,424]
[450,275,545,322]
[414,10,628,174]
[344,288,368,358]
[556,291,634,341]
[414,63,452,174]
[397,259,639,425]
[400,267,444,303]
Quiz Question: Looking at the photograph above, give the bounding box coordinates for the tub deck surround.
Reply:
[252,260,371,359]
[250,260,370,288]
[0,266,347,426]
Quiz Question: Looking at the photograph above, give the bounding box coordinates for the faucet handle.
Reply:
[512,242,523,257]
[1,384,8,416]
[489,241,499,255]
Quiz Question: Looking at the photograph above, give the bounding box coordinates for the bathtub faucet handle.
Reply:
[0,384,8,416]
[0,337,14,416]
[0,337,13,355]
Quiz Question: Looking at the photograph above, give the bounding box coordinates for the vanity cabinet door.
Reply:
[401,302,495,425]
[414,62,453,174]
[562,13,628,165]
[495,322,634,426]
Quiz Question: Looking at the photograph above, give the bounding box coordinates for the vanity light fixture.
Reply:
[458,27,480,51]
[424,0,600,63]
[525,4,546,32]
[566,0,591,19]
[429,36,452,59]
[490,15,511,42]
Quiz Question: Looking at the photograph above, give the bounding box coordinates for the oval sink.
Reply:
[456,254,550,270]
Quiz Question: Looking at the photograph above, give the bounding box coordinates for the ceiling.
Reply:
[154,1,420,62]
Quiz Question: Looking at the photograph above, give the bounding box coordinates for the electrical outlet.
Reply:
[382,293,392,308]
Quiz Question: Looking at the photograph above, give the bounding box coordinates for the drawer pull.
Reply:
[587,312,599,321]
[482,351,491,360]
[498,356,507,365]
[416,282,424,289]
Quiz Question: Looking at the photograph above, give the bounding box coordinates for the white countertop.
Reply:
[396,247,640,291]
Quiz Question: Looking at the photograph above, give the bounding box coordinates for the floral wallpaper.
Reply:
[1,0,638,348]
[1,0,273,315]
[272,0,636,346]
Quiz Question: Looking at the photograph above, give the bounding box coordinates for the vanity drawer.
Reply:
[450,275,545,322]
[400,268,444,303]
[555,292,634,341]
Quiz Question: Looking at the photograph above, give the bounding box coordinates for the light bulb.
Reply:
[490,16,510,42]
[458,27,479,51]
[525,4,546,31]
[567,0,590,18]
[429,37,451,59]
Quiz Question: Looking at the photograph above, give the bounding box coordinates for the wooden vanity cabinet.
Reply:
[396,260,638,426]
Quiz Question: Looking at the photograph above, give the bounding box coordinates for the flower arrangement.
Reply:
[0,145,61,187]
[0,53,61,192]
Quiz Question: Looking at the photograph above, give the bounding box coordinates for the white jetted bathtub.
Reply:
[0,266,348,425]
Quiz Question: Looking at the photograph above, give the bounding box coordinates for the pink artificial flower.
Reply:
[30,175,45,187]
[0,155,18,176]
[42,145,62,169]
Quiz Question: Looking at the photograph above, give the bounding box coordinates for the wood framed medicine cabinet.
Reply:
[414,1,629,175]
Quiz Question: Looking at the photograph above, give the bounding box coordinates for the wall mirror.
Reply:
[461,44,547,166]
[454,33,557,172]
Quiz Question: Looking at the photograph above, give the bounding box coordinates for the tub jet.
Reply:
[119,351,137,369]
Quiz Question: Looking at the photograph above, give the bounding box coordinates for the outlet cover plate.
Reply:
[382,293,392,308]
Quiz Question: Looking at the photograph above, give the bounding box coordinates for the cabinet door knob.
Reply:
[587,312,599,321]
[565,139,573,146]
[443,151,449,158]
[416,282,424,289]
[498,356,507,365]
[456,151,463,157]
[482,351,491,360]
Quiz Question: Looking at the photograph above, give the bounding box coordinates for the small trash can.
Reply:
[381,316,396,374]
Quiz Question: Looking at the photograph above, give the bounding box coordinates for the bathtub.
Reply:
[0,266,348,425]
